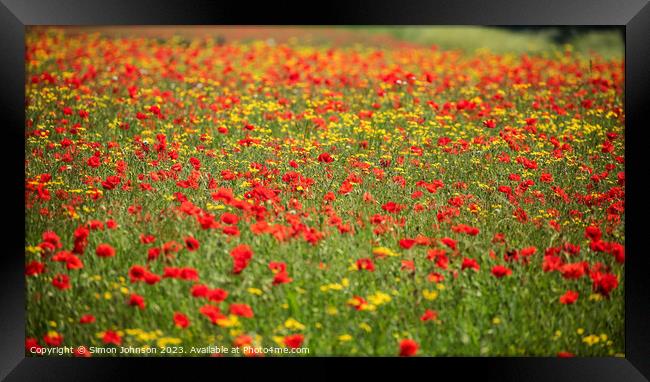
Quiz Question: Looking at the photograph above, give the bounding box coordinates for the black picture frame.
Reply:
[1,0,649,380]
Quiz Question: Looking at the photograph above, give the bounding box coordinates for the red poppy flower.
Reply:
[162,241,182,254]
[199,304,226,324]
[222,225,240,236]
[609,243,625,264]
[317,152,334,163]
[461,258,480,272]
[591,272,619,297]
[144,272,161,285]
[452,224,480,236]
[79,314,96,324]
[25,261,45,276]
[356,258,375,272]
[128,265,148,282]
[95,243,116,258]
[52,250,72,262]
[101,175,122,190]
[73,346,91,357]
[64,254,84,270]
[87,220,105,231]
[427,272,445,283]
[273,271,293,285]
[540,173,553,183]
[284,334,304,348]
[492,233,506,244]
[180,267,199,281]
[520,246,537,257]
[382,201,405,214]
[184,236,200,251]
[87,155,101,168]
[441,237,457,250]
[26,337,42,353]
[221,213,239,225]
[483,119,496,128]
[559,290,579,305]
[189,157,201,170]
[420,309,438,322]
[323,192,336,202]
[43,332,63,347]
[427,249,449,270]
[102,330,122,346]
[145,247,160,261]
[73,226,89,254]
[233,335,253,348]
[230,244,253,274]
[399,238,416,249]
[173,312,190,328]
[347,295,368,311]
[52,273,70,290]
[585,225,602,241]
[140,234,156,244]
[563,243,581,256]
[560,263,586,279]
[491,265,512,278]
[128,293,146,309]
[427,248,445,260]
[399,339,418,356]
[229,303,254,318]
[207,288,229,303]
[191,284,210,298]
[401,260,415,271]
[162,267,181,279]
[590,240,610,253]
[269,261,286,273]
[42,231,62,249]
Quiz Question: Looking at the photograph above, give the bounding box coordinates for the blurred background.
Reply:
[29,26,624,59]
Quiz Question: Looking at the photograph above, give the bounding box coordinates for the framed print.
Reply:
[1,0,649,380]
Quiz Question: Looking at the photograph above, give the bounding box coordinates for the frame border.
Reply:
[1,0,648,380]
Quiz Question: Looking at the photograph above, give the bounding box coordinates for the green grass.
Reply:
[357,26,623,59]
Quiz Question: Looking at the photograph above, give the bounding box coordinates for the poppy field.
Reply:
[25,28,625,357]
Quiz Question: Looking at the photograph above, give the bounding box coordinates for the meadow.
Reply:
[25,28,625,357]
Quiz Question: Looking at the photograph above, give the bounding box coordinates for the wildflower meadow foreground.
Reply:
[25,29,625,357]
